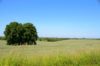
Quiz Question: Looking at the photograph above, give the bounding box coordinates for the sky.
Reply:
[0,0,100,38]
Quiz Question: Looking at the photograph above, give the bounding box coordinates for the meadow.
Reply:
[0,40,100,66]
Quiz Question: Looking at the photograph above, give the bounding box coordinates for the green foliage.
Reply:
[4,22,38,45]
[23,23,38,45]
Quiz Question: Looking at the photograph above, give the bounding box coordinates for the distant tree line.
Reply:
[38,37,70,42]
[4,22,38,45]
[0,36,6,40]
[38,37,100,42]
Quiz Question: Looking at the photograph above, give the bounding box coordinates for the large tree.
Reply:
[4,22,38,45]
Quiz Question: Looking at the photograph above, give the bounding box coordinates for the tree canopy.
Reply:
[4,22,38,45]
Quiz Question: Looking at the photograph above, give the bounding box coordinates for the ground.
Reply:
[0,40,100,66]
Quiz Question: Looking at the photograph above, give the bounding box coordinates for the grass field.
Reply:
[0,40,100,66]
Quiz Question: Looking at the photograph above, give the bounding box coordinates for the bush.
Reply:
[4,22,38,45]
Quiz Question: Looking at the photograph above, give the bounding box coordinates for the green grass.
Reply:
[0,40,100,66]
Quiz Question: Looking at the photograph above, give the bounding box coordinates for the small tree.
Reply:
[4,22,38,45]
[23,23,38,45]
[4,22,20,45]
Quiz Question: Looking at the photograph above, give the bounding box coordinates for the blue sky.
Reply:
[0,0,100,38]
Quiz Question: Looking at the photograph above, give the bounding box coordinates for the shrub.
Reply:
[4,22,38,45]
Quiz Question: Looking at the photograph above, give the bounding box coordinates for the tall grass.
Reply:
[0,51,100,66]
[0,40,100,66]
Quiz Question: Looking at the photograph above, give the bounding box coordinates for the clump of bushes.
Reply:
[4,22,38,45]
